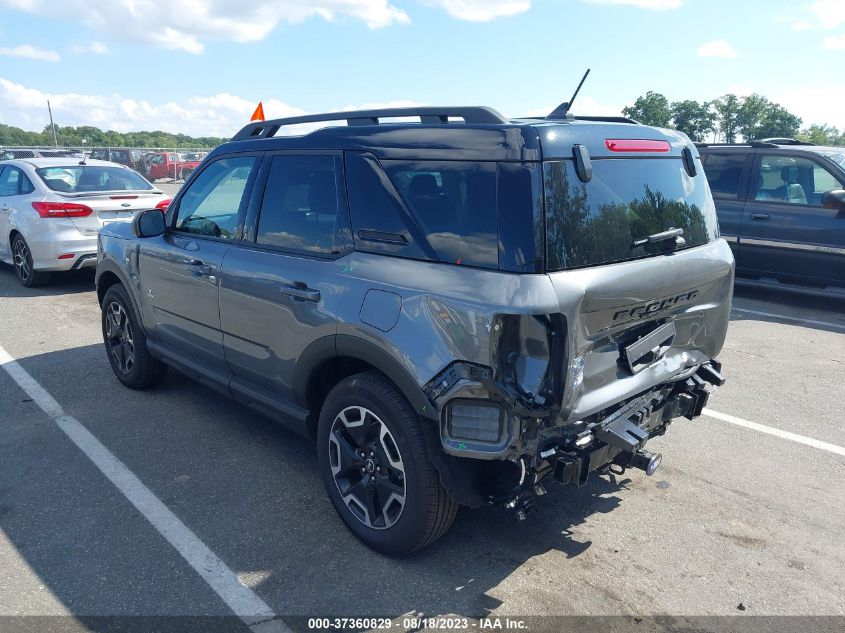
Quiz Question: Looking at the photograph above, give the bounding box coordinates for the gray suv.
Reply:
[96,106,734,554]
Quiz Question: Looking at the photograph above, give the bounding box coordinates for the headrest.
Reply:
[409,173,439,199]
[781,165,799,183]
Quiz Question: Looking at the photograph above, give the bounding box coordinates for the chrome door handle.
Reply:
[281,283,320,302]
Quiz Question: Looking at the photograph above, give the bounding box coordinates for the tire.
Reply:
[101,284,167,389]
[12,234,48,287]
[317,372,458,555]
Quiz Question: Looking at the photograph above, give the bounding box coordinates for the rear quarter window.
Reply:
[382,159,498,269]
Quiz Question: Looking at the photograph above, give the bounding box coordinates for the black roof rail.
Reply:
[756,137,815,146]
[572,115,640,125]
[695,141,779,148]
[231,106,510,141]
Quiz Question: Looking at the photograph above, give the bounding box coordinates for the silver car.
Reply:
[0,158,170,286]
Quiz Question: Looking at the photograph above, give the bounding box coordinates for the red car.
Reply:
[143,152,201,182]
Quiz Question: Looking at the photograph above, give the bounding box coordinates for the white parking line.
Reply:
[732,307,845,332]
[0,343,290,633]
[703,408,845,457]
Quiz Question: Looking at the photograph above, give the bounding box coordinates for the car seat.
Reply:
[775,166,807,204]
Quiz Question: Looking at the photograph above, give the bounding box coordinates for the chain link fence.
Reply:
[0,146,214,183]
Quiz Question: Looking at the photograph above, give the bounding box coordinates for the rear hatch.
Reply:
[539,126,734,421]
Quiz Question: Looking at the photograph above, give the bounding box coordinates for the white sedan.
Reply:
[0,157,170,287]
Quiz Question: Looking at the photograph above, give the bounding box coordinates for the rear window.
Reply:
[36,166,152,193]
[544,158,718,270]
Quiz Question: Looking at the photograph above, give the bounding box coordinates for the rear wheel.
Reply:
[12,234,48,287]
[101,284,167,389]
[317,372,458,555]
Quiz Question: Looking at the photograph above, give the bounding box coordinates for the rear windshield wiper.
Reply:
[631,228,686,251]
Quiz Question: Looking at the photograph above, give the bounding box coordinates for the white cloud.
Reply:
[0,1,412,54]
[71,41,109,54]
[792,20,813,31]
[772,84,845,129]
[810,0,845,29]
[579,0,683,9]
[0,77,430,138]
[0,44,60,62]
[697,40,737,58]
[424,0,531,21]
[823,33,845,50]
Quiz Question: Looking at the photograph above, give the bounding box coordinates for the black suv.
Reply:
[698,140,845,295]
[96,106,733,554]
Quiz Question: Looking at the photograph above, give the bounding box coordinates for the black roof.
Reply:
[210,106,692,162]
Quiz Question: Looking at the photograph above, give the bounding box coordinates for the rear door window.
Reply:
[345,152,428,260]
[0,166,33,196]
[381,160,498,269]
[544,158,718,270]
[702,152,748,199]
[255,155,346,255]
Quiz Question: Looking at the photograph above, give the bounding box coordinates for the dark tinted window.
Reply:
[256,155,345,254]
[498,163,543,273]
[382,160,498,269]
[346,152,427,260]
[175,156,256,239]
[702,152,747,199]
[544,158,718,270]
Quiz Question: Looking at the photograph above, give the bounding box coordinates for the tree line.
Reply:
[0,123,227,148]
[621,92,845,146]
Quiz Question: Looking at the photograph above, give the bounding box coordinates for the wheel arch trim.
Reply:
[95,260,145,329]
[293,334,434,421]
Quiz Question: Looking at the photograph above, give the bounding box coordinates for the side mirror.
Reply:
[821,189,845,210]
[132,209,166,238]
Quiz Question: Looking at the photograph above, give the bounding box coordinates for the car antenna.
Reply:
[547,68,591,120]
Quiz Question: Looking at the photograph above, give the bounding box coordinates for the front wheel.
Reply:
[101,284,167,389]
[317,372,458,555]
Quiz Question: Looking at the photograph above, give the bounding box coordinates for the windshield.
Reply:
[36,165,153,193]
[816,149,845,171]
[544,158,718,270]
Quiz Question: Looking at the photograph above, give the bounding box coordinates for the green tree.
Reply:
[713,94,741,143]
[798,124,843,146]
[732,94,802,141]
[0,122,226,148]
[735,94,770,140]
[670,100,716,141]
[622,91,672,128]
[753,103,802,140]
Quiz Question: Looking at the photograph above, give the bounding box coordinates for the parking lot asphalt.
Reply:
[0,262,843,627]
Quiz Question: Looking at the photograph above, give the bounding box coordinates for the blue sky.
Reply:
[0,0,843,138]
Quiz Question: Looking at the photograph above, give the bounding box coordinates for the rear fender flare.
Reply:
[292,334,434,421]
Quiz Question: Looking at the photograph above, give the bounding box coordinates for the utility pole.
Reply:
[47,100,58,147]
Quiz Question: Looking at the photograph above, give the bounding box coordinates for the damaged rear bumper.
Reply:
[424,355,725,512]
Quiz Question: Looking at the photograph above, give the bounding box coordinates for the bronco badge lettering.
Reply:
[613,290,700,322]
